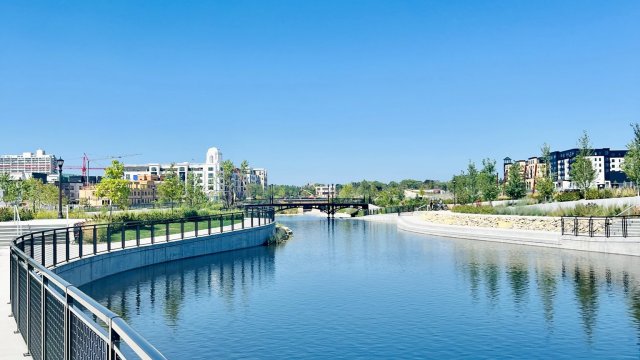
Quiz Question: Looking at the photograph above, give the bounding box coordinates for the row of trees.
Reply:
[0,173,62,210]
[450,124,640,204]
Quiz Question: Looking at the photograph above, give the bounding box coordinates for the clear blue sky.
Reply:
[1,1,639,184]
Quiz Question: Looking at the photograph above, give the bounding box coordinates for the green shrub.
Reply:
[0,207,34,222]
[451,205,496,215]
[554,191,581,202]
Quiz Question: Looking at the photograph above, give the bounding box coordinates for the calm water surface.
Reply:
[82,216,640,359]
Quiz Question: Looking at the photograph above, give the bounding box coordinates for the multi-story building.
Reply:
[315,184,337,198]
[504,147,629,192]
[550,148,628,190]
[79,174,159,207]
[123,147,267,201]
[0,149,57,180]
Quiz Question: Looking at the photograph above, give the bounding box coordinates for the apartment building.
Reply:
[0,149,57,180]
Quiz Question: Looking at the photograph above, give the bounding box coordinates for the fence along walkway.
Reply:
[561,215,640,238]
[9,209,275,360]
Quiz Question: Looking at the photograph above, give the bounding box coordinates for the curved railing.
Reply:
[561,215,639,238]
[9,208,275,360]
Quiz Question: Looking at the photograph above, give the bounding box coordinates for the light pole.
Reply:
[57,158,64,219]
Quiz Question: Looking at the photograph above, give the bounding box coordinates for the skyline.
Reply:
[2,1,639,184]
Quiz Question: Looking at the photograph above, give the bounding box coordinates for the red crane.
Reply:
[67,153,142,185]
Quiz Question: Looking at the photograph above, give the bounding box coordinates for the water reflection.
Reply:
[451,238,640,343]
[82,246,277,325]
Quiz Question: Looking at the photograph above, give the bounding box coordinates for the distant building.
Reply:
[0,149,57,180]
[315,184,337,198]
[504,147,629,192]
[79,174,158,207]
[123,147,267,201]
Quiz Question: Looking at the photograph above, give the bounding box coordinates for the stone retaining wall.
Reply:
[421,211,561,232]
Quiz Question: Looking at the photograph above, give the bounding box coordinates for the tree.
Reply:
[0,173,19,204]
[239,160,249,200]
[466,161,480,202]
[184,171,207,209]
[95,160,131,216]
[570,131,596,198]
[505,162,526,199]
[246,183,265,199]
[339,183,355,198]
[220,160,235,208]
[536,143,555,202]
[622,123,640,195]
[478,158,499,203]
[158,164,183,212]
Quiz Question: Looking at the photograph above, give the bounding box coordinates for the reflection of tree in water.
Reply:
[164,272,185,325]
[507,255,529,306]
[627,289,640,342]
[482,252,500,304]
[535,266,557,327]
[467,253,482,301]
[573,265,599,341]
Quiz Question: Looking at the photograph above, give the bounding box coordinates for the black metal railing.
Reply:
[9,207,275,359]
[560,215,639,238]
[364,205,418,216]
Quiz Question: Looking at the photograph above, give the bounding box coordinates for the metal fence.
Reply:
[9,207,275,359]
[364,205,418,216]
[560,215,640,238]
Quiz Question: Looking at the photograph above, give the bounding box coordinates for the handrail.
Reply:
[560,214,635,239]
[9,207,276,359]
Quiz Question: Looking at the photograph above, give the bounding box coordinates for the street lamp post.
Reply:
[57,158,64,219]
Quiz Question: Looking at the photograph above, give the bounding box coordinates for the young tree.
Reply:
[184,171,207,209]
[95,160,130,216]
[239,160,249,200]
[505,162,526,199]
[339,183,355,198]
[158,164,183,212]
[536,143,555,202]
[622,123,640,195]
[466,161,480,203]
[570,131,596,198]
[478,158,499,203]
[246,183,265,199]
[0,173,20,204]
[220,160,235,208]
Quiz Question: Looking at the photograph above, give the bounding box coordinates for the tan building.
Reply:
[79,174,159,207]
[504,157,549,193]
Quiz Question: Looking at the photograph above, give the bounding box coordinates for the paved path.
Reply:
[0,247,29,359]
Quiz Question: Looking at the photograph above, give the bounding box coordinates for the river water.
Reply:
[82,216,640,359]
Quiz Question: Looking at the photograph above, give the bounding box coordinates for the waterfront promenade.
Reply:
[1,247,28,359]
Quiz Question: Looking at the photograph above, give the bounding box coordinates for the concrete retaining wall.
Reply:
[398,215,640,257]
[54,224,275,286]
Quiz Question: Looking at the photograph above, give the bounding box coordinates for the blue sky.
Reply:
[1,1,639,184]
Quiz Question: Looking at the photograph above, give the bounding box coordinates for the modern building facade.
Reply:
[504,147,629,192]
[0,149,57,180]
[79,174,159,207]
[123,147,267,201]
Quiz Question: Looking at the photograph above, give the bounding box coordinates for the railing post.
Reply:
[93,225,98,255]
[605,217,610,238]
[251,210,254,228]
[180,220,184,239]
[219,216,223,233]
[589,217,593,237]
[41,276,46,359]
[151,222,155,244]
[208,217,211,235]
[623,216,628,238]
[166,221,170,242]
[52,230,57,267]
[242,213,245,229]
[574,218,578,236]
[30,233,34,258]
[231,214,234,231]
[24,263,31,357]
[65,228,70,262]
[136,224,140,246]
[40,233,45,266]
[195,218,199,237]
[121,224,126,249]
[78,226,83,258]
[561,218,564,236]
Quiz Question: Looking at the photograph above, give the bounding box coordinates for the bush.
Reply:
[554,191,581,202]
[0,207,34,222]
[451,205,496,215]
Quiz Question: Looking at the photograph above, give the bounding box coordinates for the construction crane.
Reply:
[67,153,142,186]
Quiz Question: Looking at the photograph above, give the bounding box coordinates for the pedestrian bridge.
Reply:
[243,197,370,218]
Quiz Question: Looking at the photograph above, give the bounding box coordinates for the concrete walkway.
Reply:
[0,247,29,359]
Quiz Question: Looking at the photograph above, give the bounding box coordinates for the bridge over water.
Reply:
[243,197,370,218]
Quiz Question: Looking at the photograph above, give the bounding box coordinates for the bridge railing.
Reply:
[560,215,639,238]
[364,205,418,216]
[243,197,368,205]
[10,207,275,359]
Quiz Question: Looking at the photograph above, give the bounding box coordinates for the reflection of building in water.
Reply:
[81,246,277,324]
[450,239,640,340]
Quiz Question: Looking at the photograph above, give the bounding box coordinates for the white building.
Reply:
[550,148,628,190]
[0,149,57,180]
[123,147,267,201]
